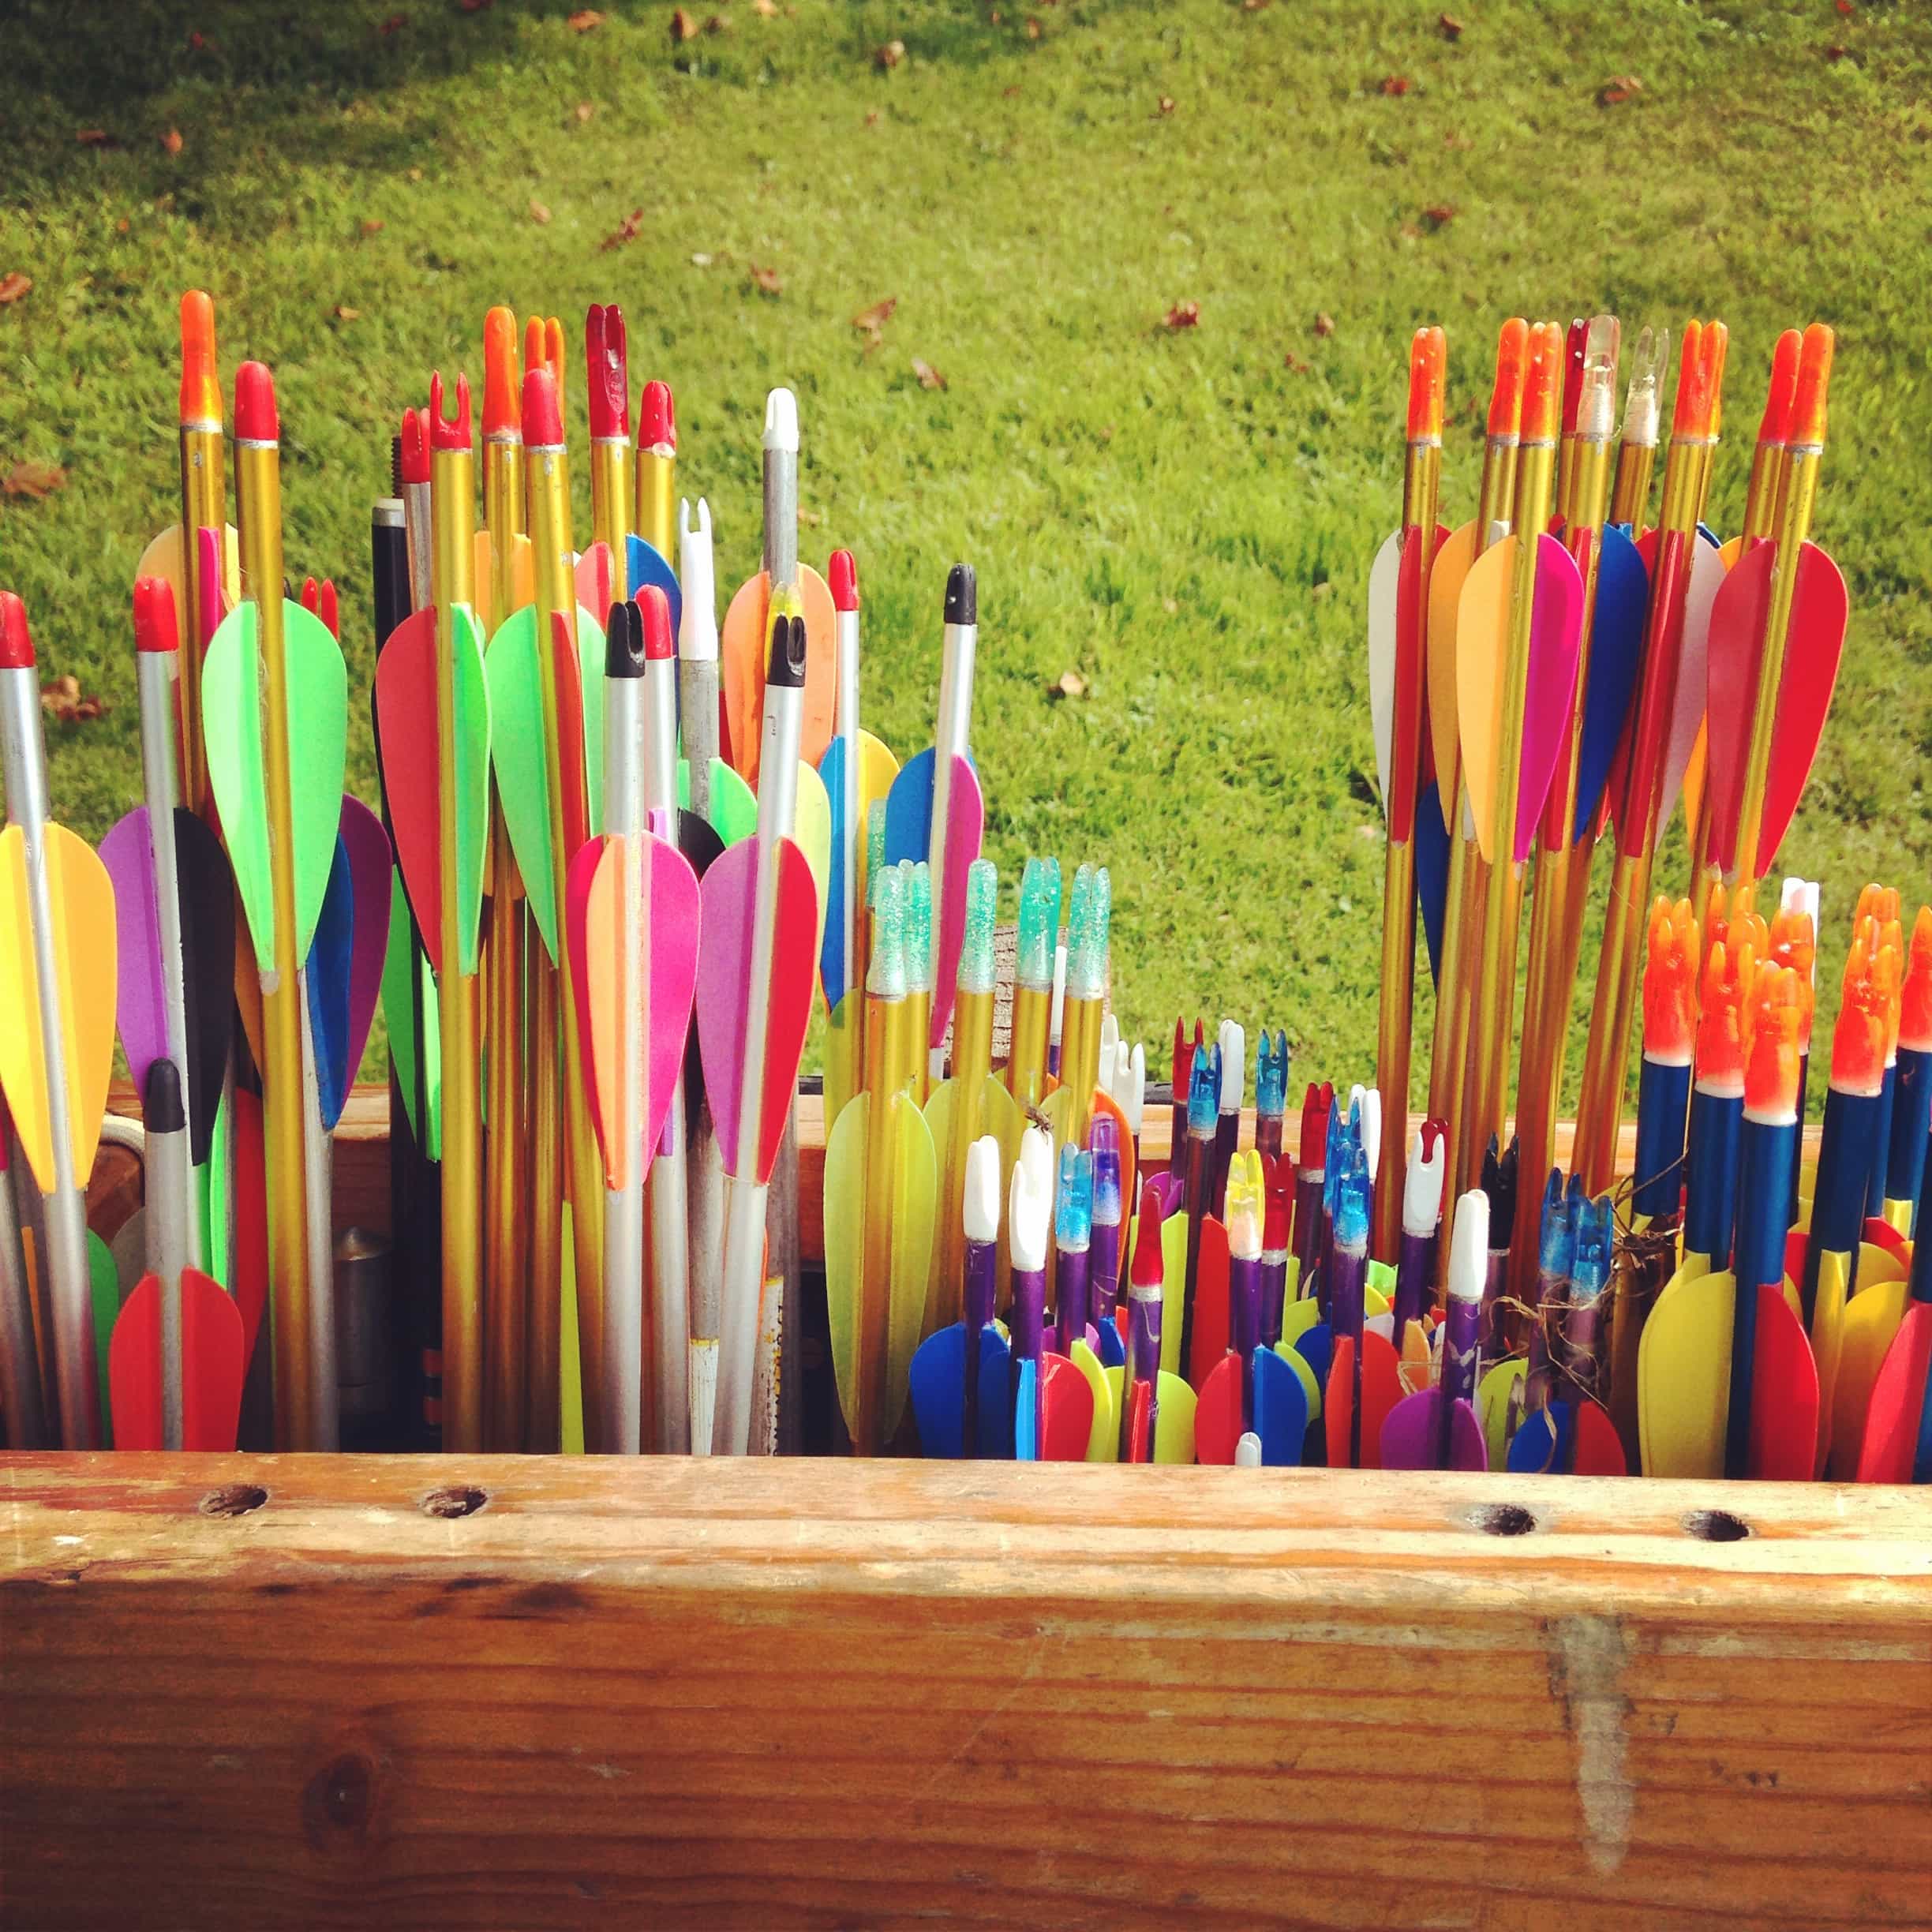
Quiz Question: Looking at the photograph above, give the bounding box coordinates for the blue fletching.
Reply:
[818,734,855,1008]
[305,830,356,1131]
[976,1327,1016,1458]
[1094,1318,1125,1370]
[1252,1344,1308,1466]
[1014,1358,1039,1461]
[908,1323,968,1458]
[1293,1319,1332,1393]
[1507,1400,1569,1475]
[1571,522,1648,837]
[623,534,682,637]
[882,743,979,869]
[1414,777,1450,985]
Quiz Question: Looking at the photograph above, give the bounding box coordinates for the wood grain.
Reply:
[3,1455,1926,1930]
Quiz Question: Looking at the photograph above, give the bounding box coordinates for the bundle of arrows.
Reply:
[0,295,1923,1481]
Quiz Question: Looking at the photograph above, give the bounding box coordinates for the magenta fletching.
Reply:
[1513,532,1585,863]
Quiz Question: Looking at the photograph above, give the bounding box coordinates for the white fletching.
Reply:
[1218,1020,1244,1112]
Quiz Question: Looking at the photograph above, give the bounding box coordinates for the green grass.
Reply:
[3,0,1930,1106]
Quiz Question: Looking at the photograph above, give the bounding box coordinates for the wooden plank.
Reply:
[2,1455,1926,1930]
[97,1084,1830,1266]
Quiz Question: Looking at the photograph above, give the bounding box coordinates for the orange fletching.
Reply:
[1900,906,1932,1051]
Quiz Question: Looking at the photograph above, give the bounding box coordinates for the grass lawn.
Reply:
[2,0,1929,1106]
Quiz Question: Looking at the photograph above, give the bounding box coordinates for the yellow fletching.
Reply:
[1454,535,1518,863]
[1425,521,1479,799]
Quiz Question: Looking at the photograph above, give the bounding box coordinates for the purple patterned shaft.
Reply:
[1121,1286,1161,1462]
[1054,1246,1090,1360]
[1440,1290,1481,1407]
[1091,1221,1121,1320]
[961,1234,996,1458]
[1229,1252,1262,1425]
[1260,1249,1288,1344]
[1391,1229,1436,1342]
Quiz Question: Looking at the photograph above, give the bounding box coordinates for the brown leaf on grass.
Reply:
[912,357,946,390]
[601,208,646,251]
[1421,204,1455,229]
[334,304,361,321]
[1313,311,1335,337]
[850,295,898,348]
[567,8,605,28]
[41,675,108,724]
[529,198,552,224]
[377,13,406,36]
[1163,300,1200,330]
[754,0,777,15]
[1597,74,1642,105]
[161,127,183,155]
[1439,12,1462,38]
[670,8,698,39]
[874,37,904,66]
[864,108,882,125]
[116,217,130,233]
[4,461,67,499]
[360,218,385,235]
[797,507,822,527]
[76,128,113,146]
[1049,668,1086,700]
[575,100,597,121]
[1240,0,1270,12]
[704,13,731,32]
[1380,75,1410,95]
[1825,42,1849,59]
[749,263,783,294]
[459,0,492,12]
[1283,350,1310,373]
[1156,94,1175,114]
[0,273,31,305]
[1024,16,1041,37]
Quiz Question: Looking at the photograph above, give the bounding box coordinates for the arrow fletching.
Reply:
[624,533,682,637]
[883,749,985,1048]
[1569,522,1648,835]
[108,1265,245,1451]
[718,564,837,784]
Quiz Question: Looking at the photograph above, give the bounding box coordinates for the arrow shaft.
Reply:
[716,1171,768,1455]
[144,1098,191,1448]
[834,608,861,1013]
[176,421,225,818]
[2,665,103,1446]
[936,987,993,1328]
[0,1110,47,1447]
[590,431,632,564]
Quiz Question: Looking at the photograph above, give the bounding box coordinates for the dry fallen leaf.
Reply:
[1024,16,1041,36]
[874,37,904,66]
[1380,74,1410,95]
[4,461,67,500]
[76,128,112,146]
[115,217,130,234]
[704,12,731,31]
[460,0,493,12]
[529,199,552,224]
[797,507,822,527]
[1313,312,1335,337]
[575,101,596,122]
[1439,12,1462,37]
[407,166,424,181]
[1163,300,1200,330]
[671,8,698,39]
[864,108,882,125]
[1283,350,1310,373]
[1825,42,1848,59]
[1156,95,1175,115]
[161,126,183,155]
[378,13,406,36]
[360,218,385,236]
[754,0,777,14]
[335,304,361,321]
[851,294,898,347]
[601,208,646,251]
[568,8,605,28]
[41,675,108,724]
[1421,204,1456,229]
[691,250,714,266]
[1241,0,1270,12]
[912,357,946,390]
[1050,669,1086,700]
[1597,74,1642,105]
[0,273,31,305]
[749,263,783,294]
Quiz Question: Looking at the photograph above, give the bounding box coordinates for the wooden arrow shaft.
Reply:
[176,422,226,819]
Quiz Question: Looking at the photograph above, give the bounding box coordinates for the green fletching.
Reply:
[959,859,997,995]
[450,605,492,976]
[89,1228,118,1448]
[575,604,606,841]
[484,606,556,958]
[381,868,442,1158]
[678,756,758,846]
[1016,856,1061,990]
[200,597,346,966]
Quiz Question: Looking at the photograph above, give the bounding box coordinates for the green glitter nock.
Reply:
[867,863,907,998]
[901,860,933,995]
[865,800,888,909]
[1016,856,1061,990]
[957,859,998,995]
[1066,863,1110,1000]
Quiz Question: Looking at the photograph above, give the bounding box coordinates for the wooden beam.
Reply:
[3,1455,1926,1929]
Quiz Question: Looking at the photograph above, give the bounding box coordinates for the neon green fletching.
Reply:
[485,606,556,957]
[89,1228,118,1449]
[575,605,606,840]
[450,605,492,975]
[679,757,758,846]
[201,597,348,964]
[203,1100,229,1290]
[380,869,441,1159]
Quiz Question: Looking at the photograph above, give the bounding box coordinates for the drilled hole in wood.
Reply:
[200,1484,268,1518]
[1683,1508,1750,1543]
[421,1485,488,1520]
[1473,1503,1537,1537]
